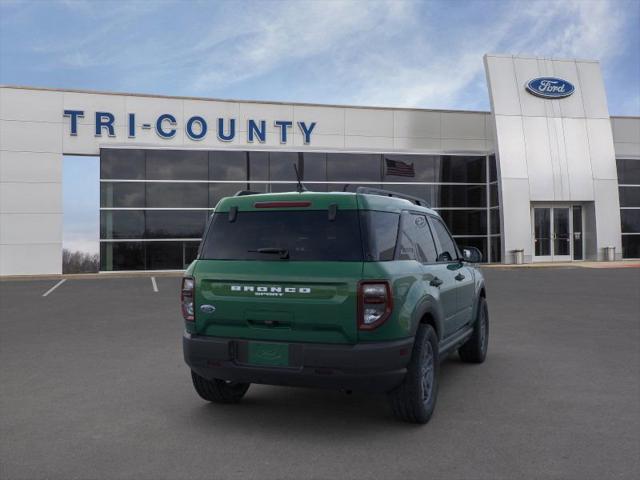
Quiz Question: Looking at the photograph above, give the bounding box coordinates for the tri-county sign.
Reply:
[525,77,575,99]
[63,110,317,144]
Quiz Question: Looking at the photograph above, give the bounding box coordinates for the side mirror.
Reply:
[462,246,483,263]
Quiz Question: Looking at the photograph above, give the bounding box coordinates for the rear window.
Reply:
[200,210,363,261]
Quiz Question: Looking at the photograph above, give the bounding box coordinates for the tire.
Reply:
[388,324,439,424]
[458,296,489,364]
[190,370,250,404]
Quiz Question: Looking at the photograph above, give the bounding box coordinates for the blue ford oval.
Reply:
[526,77,575,98]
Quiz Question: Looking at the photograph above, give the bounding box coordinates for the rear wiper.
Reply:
[248,247,290,260]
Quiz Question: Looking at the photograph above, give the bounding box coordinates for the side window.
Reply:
[397,213,438,262]
[429,216,458,262]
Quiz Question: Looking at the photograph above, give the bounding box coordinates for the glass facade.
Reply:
[100,149,502,270]
[617,158,640,258]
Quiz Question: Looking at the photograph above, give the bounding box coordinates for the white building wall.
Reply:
[0,85,491,276]
[484,54,622,262]
[0,88,64,275]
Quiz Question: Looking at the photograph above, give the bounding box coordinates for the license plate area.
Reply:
[246,341,290,367]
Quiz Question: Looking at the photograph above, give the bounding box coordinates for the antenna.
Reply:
[293,163,307,193]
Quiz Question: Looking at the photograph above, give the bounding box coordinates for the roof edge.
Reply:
[0,84,490,115]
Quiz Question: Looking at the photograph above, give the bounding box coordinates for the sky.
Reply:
[1,0,639,253]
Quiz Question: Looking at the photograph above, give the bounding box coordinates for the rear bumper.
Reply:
[183,333,414,393]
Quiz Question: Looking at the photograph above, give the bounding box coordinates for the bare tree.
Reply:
[62,249,99,274]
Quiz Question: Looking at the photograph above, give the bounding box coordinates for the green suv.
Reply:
[182,188,488,423]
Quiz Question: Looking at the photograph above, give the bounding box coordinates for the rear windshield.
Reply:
[200,210,364,261]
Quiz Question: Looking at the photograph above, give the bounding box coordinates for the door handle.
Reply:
[429,277,443,287]
[455,273,465,281]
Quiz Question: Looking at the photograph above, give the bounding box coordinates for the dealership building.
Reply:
[0,53,639,275]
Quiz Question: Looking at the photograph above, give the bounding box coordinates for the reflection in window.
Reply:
[437,156,485,183]
[622,235,640,258]
[100,183,145,208]
[100,149,145,179]
[100,242,145,271]
[146,150,208,180]
[437,210,487,236]
[145,210,208,238]
[618,187,640,207]
[327,153,381,182]
[621,210,640,233]
[100,211,145,239]
[430,184,486,208]
[146,183,208,208]
[209,151,248,181]
[616,158,640,185]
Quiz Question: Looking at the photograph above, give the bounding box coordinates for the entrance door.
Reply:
[532,205,583,262]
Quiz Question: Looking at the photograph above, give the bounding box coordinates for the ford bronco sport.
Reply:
[182,188,488,424]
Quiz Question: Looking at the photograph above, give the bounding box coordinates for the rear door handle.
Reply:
[455,273,465,281]
[430,277,443,287]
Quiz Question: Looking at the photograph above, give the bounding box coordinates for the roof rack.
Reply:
[234,190,261,196]
[355,186,430,207]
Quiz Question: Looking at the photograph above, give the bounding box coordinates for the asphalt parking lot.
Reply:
[1,267,639,480]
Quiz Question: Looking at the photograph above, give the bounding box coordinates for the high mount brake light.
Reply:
[254,201,312,208]
[358,281,393,330]
[181,277,195,322]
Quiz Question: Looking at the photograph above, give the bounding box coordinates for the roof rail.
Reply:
[355,186,430,207]
[234,190,261,196]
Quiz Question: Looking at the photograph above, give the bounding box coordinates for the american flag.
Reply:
[385,158,415,177]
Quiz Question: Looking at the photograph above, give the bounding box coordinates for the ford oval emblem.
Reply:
[526,77,575,99]
[200,304,216,314]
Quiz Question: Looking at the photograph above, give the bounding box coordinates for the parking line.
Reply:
[151,276,158,292]
[42,279,66,297]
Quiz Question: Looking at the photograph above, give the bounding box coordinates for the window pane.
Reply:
[302,153,327,181]
[269,152,299,181]
[100,242,145,270]
[249,151,269,181]
[489,155,497,182]
[327,153,381,182]
[490,183,499,206]
[622,235,640,258]
[185,241,200,266]
[210,151,248,181]
[430,184,486,208]
[146,210,208,238]
[360,211,400,261]
[490,209,501,234]
[436,156,485,183]
[201,211,363,261]
[146,183,208,208]
[429,217,458,262]
[100,211,145,239]
[619,187,640,207]
[617,159,640,184]
[146,150,208,180]
[100,182,145,208]
[621,210,640,233]
[456,237,487,263]
[100,149,145,179]
[490,236,501,263]
[437,210,487,236]
[146,242,184,270]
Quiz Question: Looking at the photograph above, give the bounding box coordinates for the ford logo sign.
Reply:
[526,77,575,99]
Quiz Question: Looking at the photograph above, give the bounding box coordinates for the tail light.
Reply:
[358,281,393,330]
[181,277,195,321]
